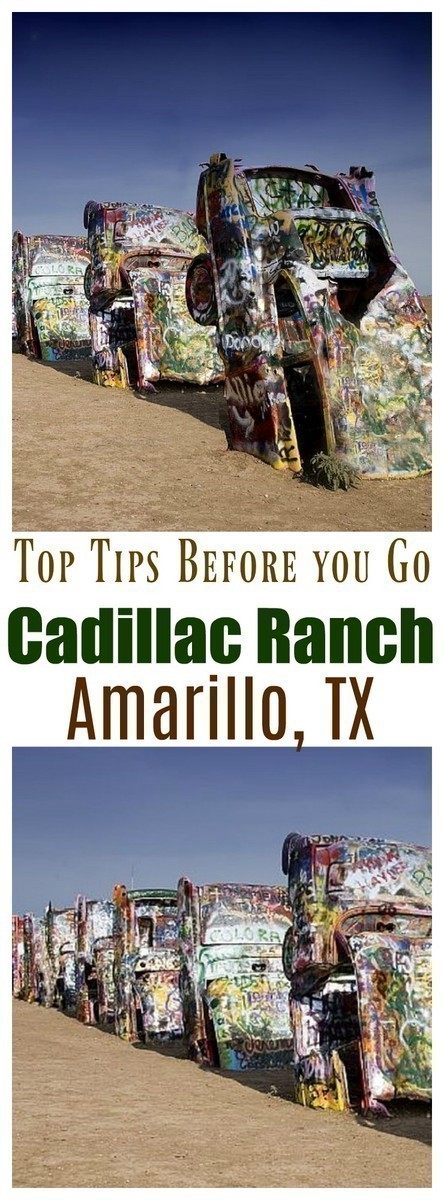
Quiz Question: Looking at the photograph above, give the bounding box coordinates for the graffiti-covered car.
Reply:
[84,201,222,389]
[178,878,292,1069]
[113,885,183,1043]
[186,155,431,478]
[12,915,24,998]
[75,895,115,1026]
[43,903,77,1013]
[281,832,432,1113]
[12,232,91,361]
[22,912,46,1003]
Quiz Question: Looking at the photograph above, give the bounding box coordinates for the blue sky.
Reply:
[12,12,431,292]
[13,747,431,914]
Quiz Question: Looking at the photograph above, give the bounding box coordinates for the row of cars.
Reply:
[13,832,432,1116]
[12,154,432,479]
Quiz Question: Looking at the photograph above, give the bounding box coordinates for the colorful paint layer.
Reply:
[75,896,115,1026]
[178,879,293,1069]
[281,833,432,1112]
[12,916,24,998]
[113,885,183,1043]
[12,232,91,360]
[43,903,77,1012]
[84,202,222,388]
[186,156,431,478]
[22,913,46,1003]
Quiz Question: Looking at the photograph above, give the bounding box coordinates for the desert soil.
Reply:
[13,1002,431,1188]
[12,353,431,532]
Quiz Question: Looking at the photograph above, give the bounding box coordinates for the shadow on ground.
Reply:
[355,1102,432,1146]
[132,1035,432,1141]
[134,1035,295,1098]
[27,351,230,438]
[30,1008,433,1149]
[31,356,96,382]
[133,1036,188,1060]
[143,382,229,439]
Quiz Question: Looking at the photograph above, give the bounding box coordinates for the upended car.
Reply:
[84,201,222,389]
[43,902,77,1013]
[185,155,431,478]
[12,231,91,360]
[178,878,293,1069]
[22,912,46,1004]
[113,884,183,1043]
[281,832,432,1114]
[12,915,24,998]
[75,895,115,1027]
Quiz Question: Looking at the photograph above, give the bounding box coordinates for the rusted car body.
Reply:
[113,885,183,1043]
[178,879,293,1069]
[281,833,432,1113]
[12,915,24,998]
[12,232,91,360]
[186,155,431,478]
[43,903,77,1012]
[75,895,115,1026]
[84,201,222,389]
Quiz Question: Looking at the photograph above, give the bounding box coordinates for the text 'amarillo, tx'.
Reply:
[7,605,433,744]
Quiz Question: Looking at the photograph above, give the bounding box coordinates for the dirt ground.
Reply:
[13,1002,431,1189]
[12,353,431,532]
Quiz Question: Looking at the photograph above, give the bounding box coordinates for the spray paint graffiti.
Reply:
[22,913,47,1004]
[113,885,183,1043]
[178,879,293,1069]
[186,156,431,478]
[281,833,432,1113]
[84,202,222,388]
[12,846,432,1114]
[12,916,24,998]
[42,904,77,1013]
[12,232,91,361]
[75,896,115,1026]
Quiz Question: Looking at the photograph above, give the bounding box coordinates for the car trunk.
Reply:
[203,947,292,1070]
[131,949,183,1040]
[29,277,90,360]
[346,928,432,1106]
[128,263,220,387]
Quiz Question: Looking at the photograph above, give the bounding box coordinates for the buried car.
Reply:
[177,878,292,1069]
[43,903,77,1013]
[186,155,431,478]
[22,912,46,1004]
[12,915,24,998]
[75,895,115,1027]
[113,884,183,1043]
[12,232,91,361]
[84,201,222,389]
[281,832,432,1113]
